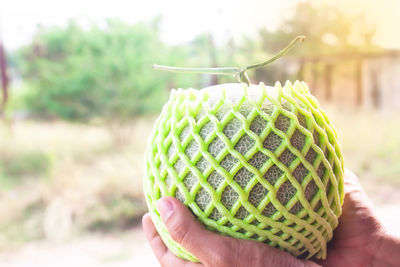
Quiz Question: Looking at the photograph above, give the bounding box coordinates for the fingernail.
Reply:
[156,198,174,222]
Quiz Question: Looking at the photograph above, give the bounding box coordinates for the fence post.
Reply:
[324,64,333,101]
[355,60,363,107]
[311,60,318,95]
[298,58,305,81]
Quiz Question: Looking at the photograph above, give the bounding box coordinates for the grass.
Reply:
[326,106,400,184]
[0,107,399,248]
[0,150,52,189]
[0,118,154,249]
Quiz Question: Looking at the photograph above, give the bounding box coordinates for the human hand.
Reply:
[142,170,400,267]
[142,198,319,267]
[316,170,400,266]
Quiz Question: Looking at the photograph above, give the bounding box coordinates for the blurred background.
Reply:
[0,0,399,266]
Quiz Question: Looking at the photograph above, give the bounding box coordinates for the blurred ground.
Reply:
[0,204,399,267]
[0,227,158,267]
[0,107,400,266]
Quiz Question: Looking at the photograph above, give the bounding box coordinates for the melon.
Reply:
[143,81,344,261]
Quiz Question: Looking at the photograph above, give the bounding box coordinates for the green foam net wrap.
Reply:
[144,81,344,261]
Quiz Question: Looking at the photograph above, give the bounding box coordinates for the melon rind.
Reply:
[144,81,345,261]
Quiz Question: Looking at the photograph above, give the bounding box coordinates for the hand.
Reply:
[142,170,400,267]
[316,170,400,267]
[142,200,318,266]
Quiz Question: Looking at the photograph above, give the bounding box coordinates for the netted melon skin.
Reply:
[144,81,344,261]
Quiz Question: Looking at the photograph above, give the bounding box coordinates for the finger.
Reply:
[156,197,242,266]
[156,197,319,267]
[142,213,202,267]
[343,169,361,189]
[156,197,230,265]
[343,169,372,205]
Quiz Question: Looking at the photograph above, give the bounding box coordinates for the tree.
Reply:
[0,33,8,115]
[257,1,380,56]
[16,19,198,122]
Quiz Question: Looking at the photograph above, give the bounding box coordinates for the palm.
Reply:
[318,171,385,266]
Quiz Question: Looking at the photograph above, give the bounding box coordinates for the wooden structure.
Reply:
[290,50,400,111]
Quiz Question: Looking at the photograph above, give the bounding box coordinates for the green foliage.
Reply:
[16,19,198,122]
[12,1,380,121]
[84,194,147,232]
[0,200,45,247]
[0,150,51,188]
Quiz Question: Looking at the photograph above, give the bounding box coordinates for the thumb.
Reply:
[156,196,229,264]
[156,197,320,267]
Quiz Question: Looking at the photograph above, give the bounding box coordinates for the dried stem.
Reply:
[153,35,305,86]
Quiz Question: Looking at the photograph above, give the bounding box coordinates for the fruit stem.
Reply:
[152,66,238,76]
[153,36,305,86]
[241,36,305,72]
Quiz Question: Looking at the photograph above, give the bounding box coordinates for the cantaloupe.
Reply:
[143,81,344,262]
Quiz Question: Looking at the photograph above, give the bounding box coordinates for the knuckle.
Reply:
[249,245,265,267]
[169,220,191,246]
[232,239,244,267]
[233,239,265,267]
[160,253,172,267]
[211,239,239,267]
[211,251,230,267]
[269,251,304,267]
[247,242,306,267]
[269,252,286,266]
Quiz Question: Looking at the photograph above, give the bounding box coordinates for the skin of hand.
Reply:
[142,170,400,267]
[315,170,400,267]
